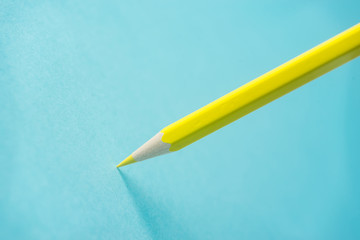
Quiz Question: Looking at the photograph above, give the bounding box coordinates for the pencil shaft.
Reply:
[116,23,360,167]
[161,23,360,151]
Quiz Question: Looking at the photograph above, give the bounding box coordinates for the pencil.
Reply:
[117,23,360,168]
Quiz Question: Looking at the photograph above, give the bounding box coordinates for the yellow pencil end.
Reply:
[116,155,137,168]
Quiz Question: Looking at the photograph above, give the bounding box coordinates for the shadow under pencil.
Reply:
[117,169,193,240]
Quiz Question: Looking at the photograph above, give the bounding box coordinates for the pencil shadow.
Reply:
[117,169,193,240]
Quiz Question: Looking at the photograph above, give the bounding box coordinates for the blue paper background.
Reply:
[1,1,359,239]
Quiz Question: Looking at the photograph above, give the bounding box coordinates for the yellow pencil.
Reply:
[117,23,360,168]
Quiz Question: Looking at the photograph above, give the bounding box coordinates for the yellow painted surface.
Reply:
[161,23,360,151]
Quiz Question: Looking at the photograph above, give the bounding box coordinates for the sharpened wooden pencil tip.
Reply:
[116,155,136,168]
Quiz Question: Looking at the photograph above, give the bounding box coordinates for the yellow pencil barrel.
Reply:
[161,23,360,151]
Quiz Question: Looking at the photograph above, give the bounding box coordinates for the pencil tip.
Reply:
[116,155,136,168]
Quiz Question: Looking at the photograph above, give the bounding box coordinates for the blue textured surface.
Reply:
[1,1,359,239]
